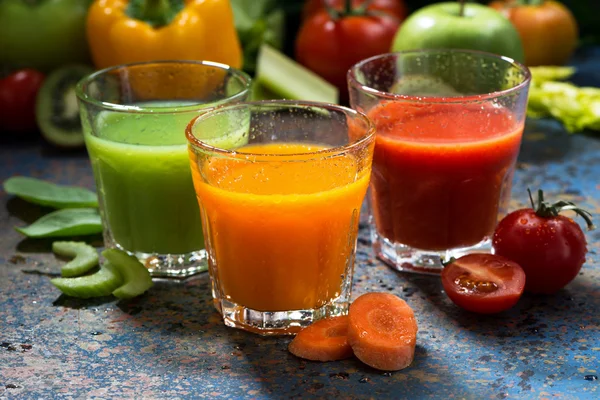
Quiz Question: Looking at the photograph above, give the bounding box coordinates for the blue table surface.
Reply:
[1,54,599,399]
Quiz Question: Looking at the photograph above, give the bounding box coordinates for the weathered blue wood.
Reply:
[1,61,599,399]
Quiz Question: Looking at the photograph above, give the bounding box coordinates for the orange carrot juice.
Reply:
[190,143,370,312]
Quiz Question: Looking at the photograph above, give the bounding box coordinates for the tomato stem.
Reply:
[517,0,545,6]
[528,188,595,231]
[441,257,457,268]
[126,0,184,28]
[326,0,377,20]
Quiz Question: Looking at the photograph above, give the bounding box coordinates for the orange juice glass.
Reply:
[186,101,375,335]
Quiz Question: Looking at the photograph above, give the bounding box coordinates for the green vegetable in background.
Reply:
[231,0,285,74]
[254,44,338,103]
[16,208,102,238]
[528,67,600,133]
[4,176,98,209]
[0,0,93,72]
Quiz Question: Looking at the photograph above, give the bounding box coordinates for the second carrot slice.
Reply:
[288,316,353,362]
[347,293,418,371]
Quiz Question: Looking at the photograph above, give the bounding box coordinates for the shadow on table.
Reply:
[234,341,462,398]
[7,197,52,224]
[519,118,573,165]
[398,269,600,340]
[112,273,220,334]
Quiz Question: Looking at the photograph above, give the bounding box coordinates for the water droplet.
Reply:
[91,331,102,336]
[329,372,349,380]
[584,375,598,381]
[359,376,370,383]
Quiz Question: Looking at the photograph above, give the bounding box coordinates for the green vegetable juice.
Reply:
[84,102,204,255]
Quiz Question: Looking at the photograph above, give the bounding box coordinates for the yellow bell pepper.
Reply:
[87,0,243,70]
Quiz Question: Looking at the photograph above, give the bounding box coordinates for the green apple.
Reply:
[391,2,524,63]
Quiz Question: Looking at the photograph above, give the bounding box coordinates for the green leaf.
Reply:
[3,176,98,209]
[230,0,285,74]
[16,208,103,238]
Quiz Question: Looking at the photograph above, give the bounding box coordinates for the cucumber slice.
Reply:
[255,44,338,104]
[50,262,123,299]
[102,249,153,299]
[52,241,99,277]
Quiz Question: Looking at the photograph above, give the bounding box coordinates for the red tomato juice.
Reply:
[368,101,523,251]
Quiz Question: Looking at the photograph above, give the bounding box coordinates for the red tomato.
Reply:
[302,0,407,21]
[441,254,526,314]
[493,190,593,294]
[0,69,45,132]
[295,3,403,101]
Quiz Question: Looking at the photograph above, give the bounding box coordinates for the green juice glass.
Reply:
[76,61,251,278]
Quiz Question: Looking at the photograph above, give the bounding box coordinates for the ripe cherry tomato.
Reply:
[441,254,526,314]
[489,0,578,66]
[295,0,403,102]
[0,69,45,132]
[302,0,407,21]
[493,190,593,294]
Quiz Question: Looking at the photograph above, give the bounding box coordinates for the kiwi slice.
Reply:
[36,64,93,148]
[50,262,123,299]
[52,241,99,278]
[102,249,153,300]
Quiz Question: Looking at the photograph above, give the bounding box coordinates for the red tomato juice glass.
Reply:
[348,49,531,274]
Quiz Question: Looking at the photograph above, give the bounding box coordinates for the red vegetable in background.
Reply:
[441,254,526,314]
[493,190,594,294]
[295,0,404,102]
[0,69,45,133]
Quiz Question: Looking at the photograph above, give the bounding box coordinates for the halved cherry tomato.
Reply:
[441,254,526,314]
[493,190,593,294]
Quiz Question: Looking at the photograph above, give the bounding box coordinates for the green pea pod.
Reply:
[52,241,99,277]
[3,177,98,209]
[16,208,102,238]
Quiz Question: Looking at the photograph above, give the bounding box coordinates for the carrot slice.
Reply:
[347,293,418,371]
[288,316,353,362]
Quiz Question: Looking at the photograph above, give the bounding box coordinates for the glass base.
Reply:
[117,246,208,279]
[214,296,350,336]
[371,230,492,275]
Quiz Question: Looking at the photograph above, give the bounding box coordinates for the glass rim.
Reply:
[347,49,531,104]
[186,100,376,158]
[75,59,252,114]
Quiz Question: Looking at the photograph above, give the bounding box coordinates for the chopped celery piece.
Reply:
[52,241,99,277]
[255,44,338,104]
[51,262,123,299]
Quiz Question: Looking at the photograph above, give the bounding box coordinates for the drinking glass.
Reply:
[76,60,251,278]
[186,101,375,335]
[348,50,531,274]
